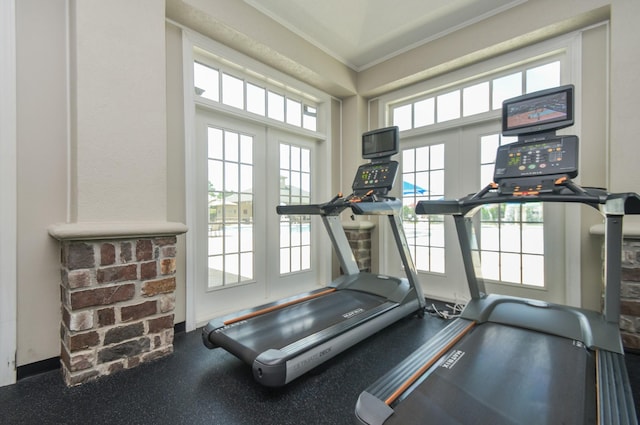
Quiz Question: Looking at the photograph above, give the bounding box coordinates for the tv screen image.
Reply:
[502,85,574,137]
[362,126,399,160]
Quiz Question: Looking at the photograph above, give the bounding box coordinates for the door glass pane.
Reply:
[279,143,312,274]
[208,127,254,288]
[403,143,445,273]
[478,134,544,287]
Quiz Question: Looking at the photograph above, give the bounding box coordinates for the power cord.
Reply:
[425,301,466,320]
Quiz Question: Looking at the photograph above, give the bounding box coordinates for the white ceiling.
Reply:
[244,0,526,70]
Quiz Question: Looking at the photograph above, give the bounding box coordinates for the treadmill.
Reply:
[202,126,426,387]
[355,86,639,425]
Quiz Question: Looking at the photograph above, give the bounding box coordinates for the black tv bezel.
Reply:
[502,84,574,137]
[361,126,399,160]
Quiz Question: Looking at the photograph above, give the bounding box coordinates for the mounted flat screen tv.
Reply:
[362,126,399,160]
[502,84,574,137]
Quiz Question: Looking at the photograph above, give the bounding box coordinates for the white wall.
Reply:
[1,0,17,386]
[16,0,69,366]
[11,0,640,370]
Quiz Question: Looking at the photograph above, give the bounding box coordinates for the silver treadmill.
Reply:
[202,126,426,387]
[355,87,639,425]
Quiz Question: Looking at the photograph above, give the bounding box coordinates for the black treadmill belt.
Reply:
[387,323,596,425]
[217,290,387,355]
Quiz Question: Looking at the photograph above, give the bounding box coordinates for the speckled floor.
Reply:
[1,310,639,425]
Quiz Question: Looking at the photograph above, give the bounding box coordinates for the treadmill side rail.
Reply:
[597,350,639,425]
[355,318,474,423]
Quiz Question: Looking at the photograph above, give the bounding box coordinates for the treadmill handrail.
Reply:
[415,187,640,217]
[277,198,402,217]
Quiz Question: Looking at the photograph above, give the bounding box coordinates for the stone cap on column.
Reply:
[590,222,640,237]
[48,221,188,241]
[342,220,375,231]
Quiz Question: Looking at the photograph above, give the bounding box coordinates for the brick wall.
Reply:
[59,237,177,386]
[343,222,374,273]
[620,238,640,351]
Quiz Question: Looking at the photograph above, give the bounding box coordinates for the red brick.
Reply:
[141,277,176,297]
[154,236,176,247]
[97,264,137,284]
[621,299,640,316]
[64,242,95,270]
[120,242,132,263]
[161,246,176,258]
[622,331,640,350]
[104,322,144,345]
[160,258,176,275]
[140,261,157,280]
[69,331,100,352]
[622,267,640,282]
[136,239,154,261]
[121,301,157,322]
[98,338,150,363]
[148,314,174,333]
[70,284,135,309]
[100,243,116,266]
[98,307,115,327]
[68,270,92,289]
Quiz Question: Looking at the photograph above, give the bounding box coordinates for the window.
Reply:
[402,144,445,273]
[478,134,544,286]
[392,60,561,131]
[186,38,331,330]
[390,56,563,289]
[279,143,312,274]
[207,127,254,288]
[194,60,318,132]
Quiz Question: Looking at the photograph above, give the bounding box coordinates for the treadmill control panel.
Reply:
[352,161,399,195]
[493,136,578,183]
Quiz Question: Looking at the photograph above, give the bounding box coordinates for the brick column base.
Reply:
[59,236,177,386]
[620,238,640,351]
[343,221,375,273]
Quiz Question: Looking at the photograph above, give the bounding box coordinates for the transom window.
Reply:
[392,61,560,131]
[194,61,317,132]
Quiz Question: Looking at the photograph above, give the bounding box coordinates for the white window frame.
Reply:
[180,27,333,331]
[374,32,583,306]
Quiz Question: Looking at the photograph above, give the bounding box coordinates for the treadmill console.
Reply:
[352,161,399,196]
[493,136,578,195]
[494,136,578,182]
[492,85,579,196]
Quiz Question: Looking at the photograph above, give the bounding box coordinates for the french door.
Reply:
[389,121,567,304]
[193,110,322,325]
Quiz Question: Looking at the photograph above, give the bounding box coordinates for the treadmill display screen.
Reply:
[352,161,399,192]
[493,136,578,182]
[362,126,399,160]
[502,85,574,137]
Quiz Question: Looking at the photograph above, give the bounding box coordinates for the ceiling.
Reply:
[243,0,526,71]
